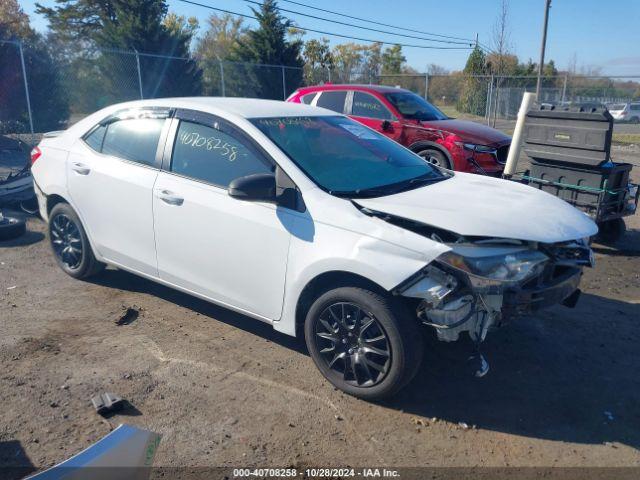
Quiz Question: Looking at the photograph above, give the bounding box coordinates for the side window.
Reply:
[300,93,317,105]
[84,124,107,152]
[171,120,272,188]
[101,118,164,166]
[631,104,640,111]
[316,91,347,113]
[351,92,393,120]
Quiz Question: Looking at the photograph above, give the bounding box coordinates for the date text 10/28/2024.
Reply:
[233,468,400,478]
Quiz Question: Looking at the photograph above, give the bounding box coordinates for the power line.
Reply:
[240,0,473,46]
[176,0,474,50]
[278,0,476,43]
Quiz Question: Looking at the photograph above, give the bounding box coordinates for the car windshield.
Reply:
[384,92,449,121]
[251,116,446,197]
[609,104,626,110]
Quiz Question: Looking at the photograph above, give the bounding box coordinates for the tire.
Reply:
[48,202,105,279]
[304,287,423,400]
[416,148,452,170]
[0,215,26,241]
[595,218,626,246]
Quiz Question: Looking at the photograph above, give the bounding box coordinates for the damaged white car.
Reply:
[31,98,597,399]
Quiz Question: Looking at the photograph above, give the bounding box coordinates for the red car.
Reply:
[287,84,511,175]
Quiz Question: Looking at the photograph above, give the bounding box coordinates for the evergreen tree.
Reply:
[381,44,405,75]
[457,47,488,116]
[0,0,69,132]
[230,0,303,99]
[37,0,202,100]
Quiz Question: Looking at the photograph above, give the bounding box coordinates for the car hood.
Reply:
[354,173,598,244]
[411,119,511,146]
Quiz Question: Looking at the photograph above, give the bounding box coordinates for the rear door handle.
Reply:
[155,189,184,206]
[71,162,90,175]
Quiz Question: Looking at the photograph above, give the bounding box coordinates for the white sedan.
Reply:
[31,98,597,399]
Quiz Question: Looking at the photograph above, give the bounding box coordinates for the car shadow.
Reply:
[89,268,306,354]
[390,292,640,449]
[592,227,640,257]
[90,270,640,449]
[0,440,36,480]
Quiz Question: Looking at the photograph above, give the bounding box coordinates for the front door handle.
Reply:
[71,162,90,175]
[156,190,184,206]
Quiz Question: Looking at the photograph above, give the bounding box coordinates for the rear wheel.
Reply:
[304,287,423,400]
[416,148,452,170]
[595,218,626,246]
[48,203,104,279]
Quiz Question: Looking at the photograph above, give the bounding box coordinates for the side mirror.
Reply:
[228,173,276,203]
[381,120,393,132]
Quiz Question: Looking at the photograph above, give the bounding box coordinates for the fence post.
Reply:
[219,60,226,97]
[281,66,287,100]
[134,49,144,99]
[561,74,568,103]
[424,72,429,100]
[18,41,34,135]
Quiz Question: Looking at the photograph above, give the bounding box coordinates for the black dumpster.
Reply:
[518,103,638,244]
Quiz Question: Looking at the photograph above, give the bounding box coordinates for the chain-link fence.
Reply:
[2,39,639,145]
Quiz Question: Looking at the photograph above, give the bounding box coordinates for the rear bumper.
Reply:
[502,267,582,316]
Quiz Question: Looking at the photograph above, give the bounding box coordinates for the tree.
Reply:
[0,0,69,133]
[361,42,382,82]
[231,0,304,99]
[37,0,202,100]
[381,44,405,75]
[457,46,487,115]
[331,43,365,83]
[196,13,245,62]
[195,13,246,95]
[302,37,333,85]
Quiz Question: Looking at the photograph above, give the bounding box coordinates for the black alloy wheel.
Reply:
[314,302,391,387]
[304,287,424,399]
[50,213,83,270]
[48,202,104,279]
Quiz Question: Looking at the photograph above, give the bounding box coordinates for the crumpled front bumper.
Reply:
[502,266,583,317]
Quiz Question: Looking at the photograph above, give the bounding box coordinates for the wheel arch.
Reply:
[294,270,389,338]
[46,193,70,215]
[408,140,454,167]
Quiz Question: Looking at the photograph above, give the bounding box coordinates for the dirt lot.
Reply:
[1,150,639,478]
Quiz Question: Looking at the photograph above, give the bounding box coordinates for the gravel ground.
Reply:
[0,152,639,479]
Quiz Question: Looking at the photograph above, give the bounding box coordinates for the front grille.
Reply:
[495,144,510,164]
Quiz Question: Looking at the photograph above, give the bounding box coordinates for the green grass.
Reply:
[612,133,640,145]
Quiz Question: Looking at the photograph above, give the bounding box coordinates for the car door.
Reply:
[152,110,292,320]
[67,108,171,276]
[348,91,403,143]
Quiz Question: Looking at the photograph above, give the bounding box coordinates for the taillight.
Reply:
[30,146,42,164]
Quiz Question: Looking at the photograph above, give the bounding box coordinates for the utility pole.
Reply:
[535,0,552,99]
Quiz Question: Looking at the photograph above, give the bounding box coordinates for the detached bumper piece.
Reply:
[503,266,582,316]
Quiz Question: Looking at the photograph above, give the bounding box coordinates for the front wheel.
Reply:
[416,148,452,170]
[304,287,423,400]
[48,202,104,279]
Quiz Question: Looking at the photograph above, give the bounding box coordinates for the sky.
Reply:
[19,0,640,76]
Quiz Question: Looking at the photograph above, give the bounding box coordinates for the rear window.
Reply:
[609,104,627,110]
[101,118,164,166]
[84,124,107,152]
[316,91,347,113]
[300,93,317,105]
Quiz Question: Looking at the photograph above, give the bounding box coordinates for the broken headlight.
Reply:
[438,249,548,285]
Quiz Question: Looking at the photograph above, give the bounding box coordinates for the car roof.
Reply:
[296,84,410,95]
[104,97,335,119]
